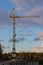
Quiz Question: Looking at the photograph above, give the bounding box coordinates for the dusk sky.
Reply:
[0,0,43,53]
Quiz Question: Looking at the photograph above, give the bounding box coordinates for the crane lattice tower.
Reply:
[10,8,39,53]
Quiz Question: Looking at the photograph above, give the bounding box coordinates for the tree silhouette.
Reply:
[0,43,3,59]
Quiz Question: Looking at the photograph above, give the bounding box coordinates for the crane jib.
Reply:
[10,16,40,18]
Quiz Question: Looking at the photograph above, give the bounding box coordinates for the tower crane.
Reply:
[10,8,40,54]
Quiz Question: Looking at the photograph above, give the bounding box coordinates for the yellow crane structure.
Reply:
[10,8,39,54]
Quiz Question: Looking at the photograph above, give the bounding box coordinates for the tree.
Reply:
[0,44,3,59]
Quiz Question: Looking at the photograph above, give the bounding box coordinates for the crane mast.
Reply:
[10,8,16,53]
[10,8,40,53]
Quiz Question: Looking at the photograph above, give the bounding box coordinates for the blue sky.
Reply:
[0,0,43,53]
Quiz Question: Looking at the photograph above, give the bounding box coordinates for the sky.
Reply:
[0,0,43,53]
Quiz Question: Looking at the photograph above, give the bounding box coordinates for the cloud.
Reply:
[20,32,34,37]
[41,43,43,47]
[38,32,43,49]
[11,0,43,20]
[0,39,4,41]
[9,37,26,42]
[28,6,43,15]
[11,0,43,9]
[25,6,43,25]
[15,7,24,12]
[11,0,26,12]
[20,37,25,41]
[32,32,43,52]
[32,46,43,52]
[12,0,43,23]
[39,32,43,37]
[0,9,43,30]
[11,0,43,17]
[34,37,40,41]
[11,0,28,8]
[1,0,43,29]
[9,38,19,42]
[0,25,6,29]
[19,29,32,34]
[0,9,12,28]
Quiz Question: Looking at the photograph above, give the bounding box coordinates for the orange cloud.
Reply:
[39,32,43,37]
[32,46,43,52]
